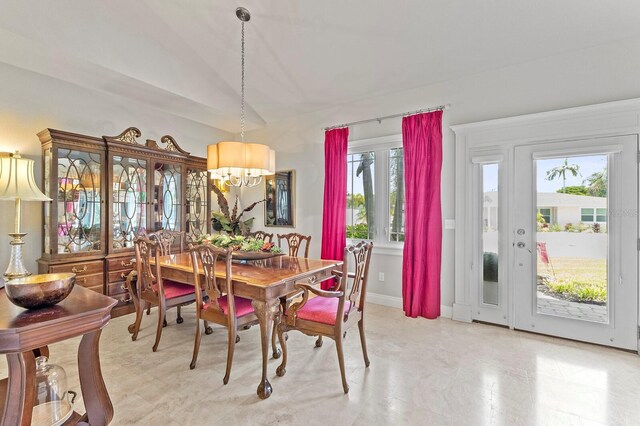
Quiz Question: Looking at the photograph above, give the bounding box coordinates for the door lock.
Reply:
[517,229,525,235]
[516,242,526,248]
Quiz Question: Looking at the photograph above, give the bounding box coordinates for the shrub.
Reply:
[346,223,370,239]
[483,252,499,282]
[592,223,601,233]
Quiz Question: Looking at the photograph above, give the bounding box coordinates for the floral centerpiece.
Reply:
[196,234,281,254]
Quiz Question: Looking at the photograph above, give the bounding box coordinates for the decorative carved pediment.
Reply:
[105,127,141,144]
[160,135,190,155]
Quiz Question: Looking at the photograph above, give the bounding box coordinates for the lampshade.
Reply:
[268,149,276,174]
[217,141,247,170]
[0,154,50,201]
[245,143,270,175]
[206,144,219,172]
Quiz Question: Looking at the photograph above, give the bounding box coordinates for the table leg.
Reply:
[78,330,113,426]
[2,350,36,426]
[251,299,279,399]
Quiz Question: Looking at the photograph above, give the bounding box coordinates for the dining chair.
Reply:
[189,244,259,384]
[277,232,311,258]
[275,241,373,393]
[130,236,197,352]
[249,230,274,243]
[272,232,312,357]
[147,229,187,324]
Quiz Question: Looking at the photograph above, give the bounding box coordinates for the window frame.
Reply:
[347,135,404,250]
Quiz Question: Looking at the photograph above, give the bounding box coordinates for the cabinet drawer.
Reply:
[112,291,132,305]
[107,280,129,297]
[50,260,103,275]
[75,273,104,292]
[108,269,134,283]
[107,257,136,271]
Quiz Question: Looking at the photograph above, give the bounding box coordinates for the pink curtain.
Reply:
[321,128,349,289]
[402,111,443,319]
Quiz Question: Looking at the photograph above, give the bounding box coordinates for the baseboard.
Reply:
[367,292,453,318]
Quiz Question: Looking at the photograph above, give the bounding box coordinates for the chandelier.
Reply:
[207,7,275,188]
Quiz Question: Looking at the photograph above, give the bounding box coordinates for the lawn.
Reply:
[537,257,607,303]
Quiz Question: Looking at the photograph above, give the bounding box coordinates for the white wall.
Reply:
[0,62,233,274]
[242,35,640,309]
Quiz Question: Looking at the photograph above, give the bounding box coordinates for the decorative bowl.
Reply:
[5,273,76,309]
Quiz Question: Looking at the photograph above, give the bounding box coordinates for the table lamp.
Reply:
[0,152,51,279]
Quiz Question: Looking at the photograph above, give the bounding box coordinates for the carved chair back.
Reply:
[338,241,374,319]
[147,229,184,256]
[190,244,235,317]
[134,236,161,296]
[249,230,274,243]
[277,232,312,258]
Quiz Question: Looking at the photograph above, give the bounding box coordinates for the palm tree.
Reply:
[546,158,581,193]
[356,153,374,236]
[584,169,607,197]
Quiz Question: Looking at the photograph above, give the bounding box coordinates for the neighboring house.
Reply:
[483,192,607,227]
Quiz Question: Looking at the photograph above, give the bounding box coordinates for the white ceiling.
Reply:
[1,0,639,133]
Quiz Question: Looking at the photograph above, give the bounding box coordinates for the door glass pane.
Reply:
[153,162,181,232]
[536,155,608,323]
[56,149,102,254]
[112,156,147,249]
[482,164,499,305]
[186,168,207,241]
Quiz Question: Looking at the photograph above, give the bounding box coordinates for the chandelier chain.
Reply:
[240,20,245,142]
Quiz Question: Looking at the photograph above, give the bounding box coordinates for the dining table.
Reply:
[126,252,341,399]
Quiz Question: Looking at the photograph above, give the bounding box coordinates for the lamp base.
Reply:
[4,232,31,280]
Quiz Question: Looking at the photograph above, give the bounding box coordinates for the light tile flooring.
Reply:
[3,304,640,425]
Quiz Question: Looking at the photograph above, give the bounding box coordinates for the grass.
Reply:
[538,257,607,303]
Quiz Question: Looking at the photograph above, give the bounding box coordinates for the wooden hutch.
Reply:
[37,127,211,317]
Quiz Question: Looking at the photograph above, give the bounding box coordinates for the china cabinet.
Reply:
[38,127,211,317]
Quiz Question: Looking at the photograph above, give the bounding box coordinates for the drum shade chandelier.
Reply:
[207,7,275,188]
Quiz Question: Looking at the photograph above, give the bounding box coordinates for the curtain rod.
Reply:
[323,104,450,131]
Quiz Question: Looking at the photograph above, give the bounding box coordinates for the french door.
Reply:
[513,136,638,349]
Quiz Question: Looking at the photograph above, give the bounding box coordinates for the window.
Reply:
[581,207,607,223]
[388,148,404,242]
[347,152,375,239]
[538,208,552,224]
[346,139,405,244]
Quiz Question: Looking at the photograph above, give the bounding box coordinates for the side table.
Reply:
[0,285,117,425]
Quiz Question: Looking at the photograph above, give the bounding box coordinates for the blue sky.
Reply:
[483,155,607,193]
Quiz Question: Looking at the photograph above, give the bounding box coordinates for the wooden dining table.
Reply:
[127,253,341,399]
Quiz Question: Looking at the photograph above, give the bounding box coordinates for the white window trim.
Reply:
[347,134,404,251]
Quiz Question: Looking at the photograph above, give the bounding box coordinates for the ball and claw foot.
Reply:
[272,348,281,359]
[176,316,184,324]
[276,365,286,377]
[243,325,251,330]
[235,335,240,343]
[205,326,213,335]
[163,319,168,328]
[127,324,135,334]
[315,337,323,348]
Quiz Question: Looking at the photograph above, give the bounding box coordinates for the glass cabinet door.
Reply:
[152,162,181,232]
[112,156,147,249]
[186,168,208,241]
[56,148,102,254]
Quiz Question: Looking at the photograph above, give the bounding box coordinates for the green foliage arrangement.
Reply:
[211,184,264,236]
[196,234,282,253]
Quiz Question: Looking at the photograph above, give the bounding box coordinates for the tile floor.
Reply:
[2,303,640,425]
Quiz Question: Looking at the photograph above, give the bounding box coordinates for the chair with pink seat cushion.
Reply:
[129,236,197,352]
[275,241,373,394]
[189,244,259,384]
[147,230,187,323]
